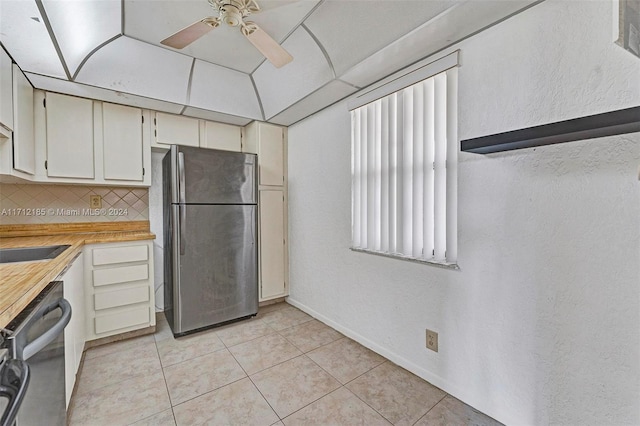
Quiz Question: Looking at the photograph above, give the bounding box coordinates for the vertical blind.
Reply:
[351,68,458,264]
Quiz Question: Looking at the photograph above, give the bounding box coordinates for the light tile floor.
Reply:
[69,302,503,426]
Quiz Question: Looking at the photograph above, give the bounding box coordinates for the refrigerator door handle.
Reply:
[179,204,186,255]
[178,152,186,204]
[178,151,186,255]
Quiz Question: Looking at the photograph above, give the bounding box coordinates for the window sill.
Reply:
[350,247,459,270]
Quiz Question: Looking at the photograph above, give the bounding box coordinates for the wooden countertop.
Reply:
[0,221,155,328]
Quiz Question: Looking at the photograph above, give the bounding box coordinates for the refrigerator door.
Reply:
[171,204,258,334]
[171,145,257,205]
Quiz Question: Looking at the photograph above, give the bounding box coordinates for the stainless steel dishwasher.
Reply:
[1,281,71,426]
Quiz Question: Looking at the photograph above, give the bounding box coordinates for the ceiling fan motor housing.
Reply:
[220,0,246,26]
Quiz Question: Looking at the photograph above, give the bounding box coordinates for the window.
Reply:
[350,52,458,266]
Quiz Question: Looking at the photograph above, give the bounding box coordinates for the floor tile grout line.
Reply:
[242,350,307,379]
[302,350,392,423]
[343,386,395,426]
[265,315,316,333]
[303,340,388,389]
[226,344,282,421]
[156,333,227,368]
[219,324,280,349]
[158,334,252,409]
[410,393,448,426]
[152,335,179,425]
[245,351,345,422]
[158,338,228,369]
[167,375,249,409]
[278,382,346,422]
[304,335,350,354]
[275,324,344,354]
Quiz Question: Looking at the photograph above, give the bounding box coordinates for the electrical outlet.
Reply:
[90,195,102,209]
[426,329,438,352]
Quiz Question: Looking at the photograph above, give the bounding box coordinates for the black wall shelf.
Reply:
[460,106,640,154]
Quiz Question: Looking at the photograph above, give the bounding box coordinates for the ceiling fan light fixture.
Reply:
[220,4,243,26]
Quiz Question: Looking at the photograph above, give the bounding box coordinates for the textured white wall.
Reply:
[287,1,640,424]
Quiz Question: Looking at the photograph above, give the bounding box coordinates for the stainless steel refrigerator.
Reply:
[163,145,258,336]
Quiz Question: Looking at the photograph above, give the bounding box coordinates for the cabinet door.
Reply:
[0,47,13,133]
[155,112,199,147]
[259,124,284,186]
[46,92,94,178]
[12,65,34,175]
[202,120,241,152]
[62,255,85,408]
[260,189,286,300]
[103,103,143,181]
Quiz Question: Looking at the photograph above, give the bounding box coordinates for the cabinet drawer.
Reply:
[92,245,148,266]
[94,286,149,310]
[93,264,148,287]
[94,306,149,334]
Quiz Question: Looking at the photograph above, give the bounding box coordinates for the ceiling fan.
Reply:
[160,0,293,68]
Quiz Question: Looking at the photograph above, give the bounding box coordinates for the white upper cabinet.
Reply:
[200,120,241,152]
[24,90,150,186]
[243,121,285,187]
[12,64,34,175]
[45,92,95,179]
[102,103,143,181]
[154,112,199,147]
[152,111,243,153]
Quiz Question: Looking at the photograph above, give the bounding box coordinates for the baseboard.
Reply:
[84,325,156,350]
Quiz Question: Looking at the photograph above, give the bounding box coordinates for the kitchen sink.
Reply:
[0,245,71,264]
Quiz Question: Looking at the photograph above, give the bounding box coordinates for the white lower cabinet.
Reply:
[62,253,85,408]
[83,240,155,341]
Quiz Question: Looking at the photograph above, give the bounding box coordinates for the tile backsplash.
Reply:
[0,184,149,224]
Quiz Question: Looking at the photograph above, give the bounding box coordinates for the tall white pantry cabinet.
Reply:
[243,122,289,301]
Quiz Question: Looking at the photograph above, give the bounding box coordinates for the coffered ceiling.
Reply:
[0,0,541,126]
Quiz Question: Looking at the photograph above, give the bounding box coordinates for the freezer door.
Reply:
[171,204,258,334]
[175,145,257,204]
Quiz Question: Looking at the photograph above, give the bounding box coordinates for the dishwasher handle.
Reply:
[18,298,71,361]
[0,357,30,426]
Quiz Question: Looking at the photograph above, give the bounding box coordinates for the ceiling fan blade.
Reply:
[242,22,293,68]
[161,19,217,49]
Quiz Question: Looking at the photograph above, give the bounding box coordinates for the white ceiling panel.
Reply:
[75,36,193,105]
[189,60,262,119]
[41,0,121,77]
[181,106,252,127]
[2,0,544,124]
[305,0,459,76]
[0,0,66,78]
[268,79,357,126]
[25,72,185,114]
[340,0,541,88]
[253,27,332,118]
[123,0,319,73]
